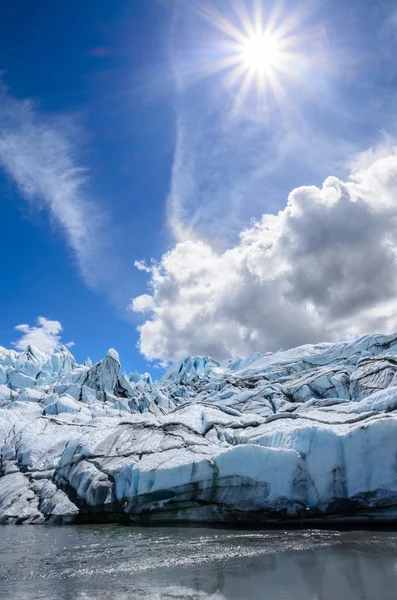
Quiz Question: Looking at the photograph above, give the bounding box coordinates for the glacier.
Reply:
[1,334,397,524]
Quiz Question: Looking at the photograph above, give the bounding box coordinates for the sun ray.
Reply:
[232,68,256,116]
[190,1,248,45]
[232,0,257,39]
[181,0,315,116]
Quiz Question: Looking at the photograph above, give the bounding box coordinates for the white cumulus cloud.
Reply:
[13,317,73,355]
[132,143,397,362]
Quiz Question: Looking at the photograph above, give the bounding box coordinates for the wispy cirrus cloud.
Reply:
[0,84,115,289]
[166,1,350,248]
[166,0,397,252]
[130,1,397,364]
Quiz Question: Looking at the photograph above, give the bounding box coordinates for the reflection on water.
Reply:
[0,525,396,599]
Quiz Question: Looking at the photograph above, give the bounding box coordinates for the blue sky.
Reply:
[1,0,397,374]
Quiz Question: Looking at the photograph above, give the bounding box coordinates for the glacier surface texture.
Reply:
[1,334,397,524]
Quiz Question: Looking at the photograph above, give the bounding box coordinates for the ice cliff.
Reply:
[1,334,397,524]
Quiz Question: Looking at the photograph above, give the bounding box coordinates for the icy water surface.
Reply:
[1,525,397,599]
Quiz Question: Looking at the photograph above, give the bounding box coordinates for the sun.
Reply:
[240,33,282,76]
[190,1,307,114]
[222,26,290,113]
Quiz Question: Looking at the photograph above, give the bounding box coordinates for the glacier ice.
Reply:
[1,334,397,523]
